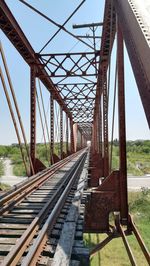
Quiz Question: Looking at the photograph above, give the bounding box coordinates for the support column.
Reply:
[102,63,109,177]
[73,123,78,152]
[99,95,103,160]
[117,23,128,224]
[60,107,63,159]
[50,95,54,165]
[70,119,75,153]
[93,116,97,153]
[81,134,83,149]
[30,65,36,174]
[66,114,69,155]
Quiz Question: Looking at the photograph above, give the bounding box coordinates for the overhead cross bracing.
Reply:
[0,0,105,141]
[0,0,150,265]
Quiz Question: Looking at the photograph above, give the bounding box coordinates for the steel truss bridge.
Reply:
[0,0,150,265]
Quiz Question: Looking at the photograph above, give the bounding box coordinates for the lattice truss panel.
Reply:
[38,52,99,78]
[0,0,104,140]
[56,83,96,123]
[38,51,100,125]
[78,122,92,140]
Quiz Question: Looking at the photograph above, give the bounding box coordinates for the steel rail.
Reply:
[0,150,84,215]
[0,153,71,200]
[1,152,87,266]
[22,152,86,266]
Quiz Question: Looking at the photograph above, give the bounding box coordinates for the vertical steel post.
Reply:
[30,65,36,174]
[60,106,63,159]
[81,133,83,149]
[102,63,109,177]
[66,113,69,155]
[93,116,97,153]
[73,123,78,152]
[70,118,74,153]
[117,23,128,223]
[50,94,54,165]
[99,95,103,160]
[96,113,99,153]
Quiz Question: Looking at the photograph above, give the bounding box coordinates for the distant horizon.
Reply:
[0,139,149,147]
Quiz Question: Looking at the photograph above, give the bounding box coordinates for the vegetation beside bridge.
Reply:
[84,188,150,265]
[0,140,149,177]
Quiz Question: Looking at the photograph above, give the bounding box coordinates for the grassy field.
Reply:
[0,182,10,191]
[111,140,150,176]
[0,140,149,176]
[84,189,150,266]
[0,143,67,176]
[0,141,149,263]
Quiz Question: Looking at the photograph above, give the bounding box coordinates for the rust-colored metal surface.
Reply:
[84,171,120,232]
[30,66,37,173]
[88,152,103,187]
[117,22,128,224]
[115,0,150,127]
[0,0,150,263]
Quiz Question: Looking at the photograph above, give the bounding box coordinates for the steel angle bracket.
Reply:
[84,171,121,232]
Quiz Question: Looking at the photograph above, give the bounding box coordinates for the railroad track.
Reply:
[0,149,89,266]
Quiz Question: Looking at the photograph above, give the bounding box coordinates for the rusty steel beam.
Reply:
[76,35,101,39]
[117,23,128,224]
[93,0,116,115]
[60,107,63,160]
[114,0,150,127]
[70,119,75,153]
[118,223,137,266]
[30,66,36,173]
[73,22,103,29]
[98,96,103,159]
[66,114,69,154]
[129,215,150,265]
[44,74,97,78]
[50,95,54,165]
[0,0,72,119]
[39,0,86,53]
[91,0,116,179]
[39,51,97,57]
[73,123,78,153]
[102,63,109,177]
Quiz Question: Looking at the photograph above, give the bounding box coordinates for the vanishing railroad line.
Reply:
[0,150,89,266]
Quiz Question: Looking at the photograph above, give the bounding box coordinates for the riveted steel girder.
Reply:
[0,0,72,119]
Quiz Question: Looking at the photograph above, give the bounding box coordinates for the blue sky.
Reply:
[0,0,149,144]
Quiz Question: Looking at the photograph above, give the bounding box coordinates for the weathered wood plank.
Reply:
[0,229,25,236]
[0,223,28,229]
[19,203,44,208]
[2,213,36,219]
[10,209,40,214]
[0,237,18,244]
[0,218,32,224]
[0,244,12,252]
